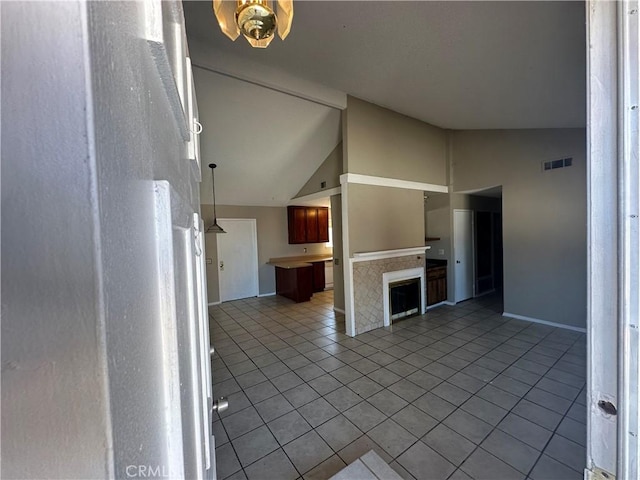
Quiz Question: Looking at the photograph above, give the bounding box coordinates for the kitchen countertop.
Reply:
[268,254,333,268]
[268,261,314,269]
[426,259,448,269]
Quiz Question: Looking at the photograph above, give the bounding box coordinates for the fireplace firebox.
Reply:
[389,277,421,321]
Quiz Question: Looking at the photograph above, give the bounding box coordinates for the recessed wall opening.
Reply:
[389,278,421,321]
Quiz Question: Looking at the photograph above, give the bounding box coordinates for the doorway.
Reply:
[453,209,474,302]
[474,211,504,296]
[468,187,504,300]
[216,218,259,302]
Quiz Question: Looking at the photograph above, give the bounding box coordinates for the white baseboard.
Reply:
[208,301,221,306]
[334,307,345,314]
[258,292,276,297]
[426,301,455,310]
[502,312,586,333]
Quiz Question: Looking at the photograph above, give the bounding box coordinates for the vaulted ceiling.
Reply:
[184,1,586,206]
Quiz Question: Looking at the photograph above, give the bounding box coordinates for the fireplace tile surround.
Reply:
[352,254,426,335]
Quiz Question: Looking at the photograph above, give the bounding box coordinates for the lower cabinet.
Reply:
[427,266,447,306]
[275,265,313,303]
[311,261,326,293]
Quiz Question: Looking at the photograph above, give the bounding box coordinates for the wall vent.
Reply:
[543,157,573,171]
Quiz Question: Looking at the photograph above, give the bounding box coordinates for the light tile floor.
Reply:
[210,291,586,480]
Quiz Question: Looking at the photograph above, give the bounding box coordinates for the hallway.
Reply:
[209,292,586,480]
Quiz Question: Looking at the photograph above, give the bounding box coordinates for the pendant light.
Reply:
[213,0,293,48]
[207,163,226,234]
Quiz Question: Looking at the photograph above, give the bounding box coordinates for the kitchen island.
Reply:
[268,255,333,302]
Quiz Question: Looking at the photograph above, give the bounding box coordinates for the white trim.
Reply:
[334,307,345,314]
[586,1,621,476]
[353,246,430,262]
[258,292,276,298]
[618,1,639,477]
[340,173,448,193]
[341,182,356,337]
[383,268,426,327]
[207,301,220,306]
[290,187,341,206]
[426,301,455,310]
[502,312,587,333]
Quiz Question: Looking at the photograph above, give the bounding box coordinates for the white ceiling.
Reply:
[185,1,586,207]
[194,68,341,206]
[184,1,586,130]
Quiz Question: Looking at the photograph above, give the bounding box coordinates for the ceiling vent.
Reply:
[543,157,573,171]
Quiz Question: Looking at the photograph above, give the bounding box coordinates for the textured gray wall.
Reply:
[296,142,343,198]
[452,129,586,328]
[330,195,345,311]
[347,185,425,256]
[425,192,452,292]
[341,97,446,257]
[344,96,448,184]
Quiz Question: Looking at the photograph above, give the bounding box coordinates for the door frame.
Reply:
[216,218,259,302]
[586,1,639,478]
[453,209,475,303]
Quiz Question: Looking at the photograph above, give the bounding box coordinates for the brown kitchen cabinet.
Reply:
[427,266,447,306]
[287,206,329,244]
[311,261,326,292]
[316,208,329,242]
[275,264,313,302]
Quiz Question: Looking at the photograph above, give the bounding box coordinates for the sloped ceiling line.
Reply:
[193,67,342,207]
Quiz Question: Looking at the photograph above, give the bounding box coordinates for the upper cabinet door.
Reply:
[317,208,329,243]
[287,206,330,244]
[306,208,319,243]
[288,206,307,244]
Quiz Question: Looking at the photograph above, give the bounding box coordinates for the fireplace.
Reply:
[382,267,426,327]
[389,278,421,320]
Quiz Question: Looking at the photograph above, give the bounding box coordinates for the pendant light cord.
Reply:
[210,163,219,221]
[212,168,218,220]
[207,163,226,234]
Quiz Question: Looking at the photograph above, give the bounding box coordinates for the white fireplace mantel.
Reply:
[352,246,430,263]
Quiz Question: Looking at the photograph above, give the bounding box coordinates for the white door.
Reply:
[216,219,259,301]
[454,209,474,302]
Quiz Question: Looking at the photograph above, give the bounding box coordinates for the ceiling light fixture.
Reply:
[207,163,226,234]
[213,0,293,48]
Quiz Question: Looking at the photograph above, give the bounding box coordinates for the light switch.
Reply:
[206,258,213,264]
[438,249,445,256]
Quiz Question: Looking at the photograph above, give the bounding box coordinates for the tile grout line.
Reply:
[209,293,585,480]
